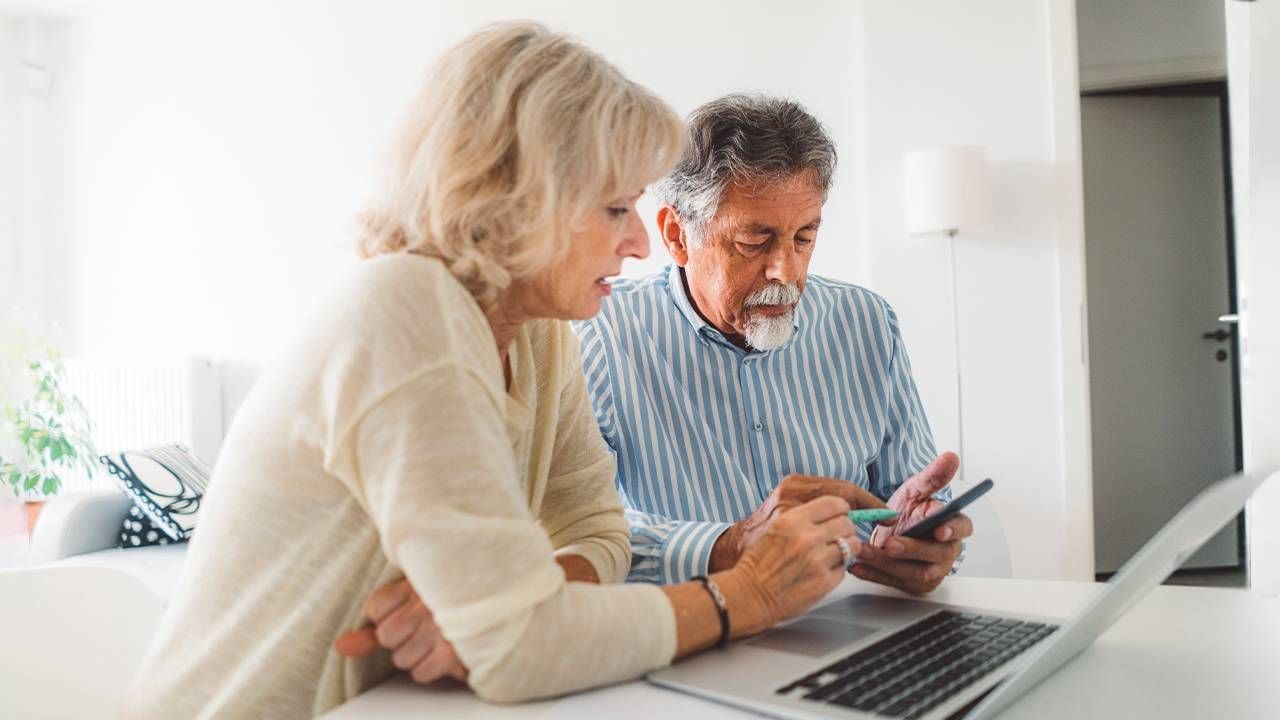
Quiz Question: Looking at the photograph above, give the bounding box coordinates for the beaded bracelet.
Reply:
[690,575,730,649]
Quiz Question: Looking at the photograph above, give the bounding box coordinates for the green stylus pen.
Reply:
[848,508,898,523]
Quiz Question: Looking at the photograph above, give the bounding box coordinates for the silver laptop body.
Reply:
[647,470,1271,720]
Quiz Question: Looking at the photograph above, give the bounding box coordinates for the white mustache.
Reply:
[744,283,800,308]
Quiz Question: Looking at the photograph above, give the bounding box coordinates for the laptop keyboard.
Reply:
[775,610,1057,719]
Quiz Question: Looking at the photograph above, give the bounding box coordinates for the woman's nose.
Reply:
[620,219,650,260]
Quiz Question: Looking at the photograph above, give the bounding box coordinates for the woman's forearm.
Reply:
[554,554,600,583]
[662,569,772,660]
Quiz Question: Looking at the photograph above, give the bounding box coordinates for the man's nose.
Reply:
[764,245,802,284]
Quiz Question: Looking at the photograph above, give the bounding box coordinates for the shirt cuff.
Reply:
[660,521,733,585]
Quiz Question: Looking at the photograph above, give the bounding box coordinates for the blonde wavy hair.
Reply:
[359,22,684,309]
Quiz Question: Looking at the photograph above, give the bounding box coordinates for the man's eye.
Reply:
[796,236,815,245]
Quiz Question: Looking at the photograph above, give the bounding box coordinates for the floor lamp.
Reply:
[902,146,993,480]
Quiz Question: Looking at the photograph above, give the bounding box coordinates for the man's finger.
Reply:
[334,626,379,658]
[781,475,887,510]
[849,562,915,594]
[363,579,414,623]
[901,453,960,499]
[818,477,888,510]
[880,535,961,564]
[934,513,973,542]
[852,550,948,594]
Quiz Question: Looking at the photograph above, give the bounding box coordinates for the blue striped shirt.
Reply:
[573,265,947,584]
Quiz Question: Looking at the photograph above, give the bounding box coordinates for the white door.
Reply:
[1083,94,1240,574]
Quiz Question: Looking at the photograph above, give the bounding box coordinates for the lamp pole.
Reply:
[947,227,964,480]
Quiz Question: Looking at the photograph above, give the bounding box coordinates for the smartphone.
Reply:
[900,478,994,540]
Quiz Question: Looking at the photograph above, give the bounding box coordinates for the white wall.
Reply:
[1077,0,1226,90]
[1226,0,1280,598]
[28,0,867,421]
[0,15,73,320]
[11,0,1091,580]
[860,0,1092,580]
[0,19,17,309]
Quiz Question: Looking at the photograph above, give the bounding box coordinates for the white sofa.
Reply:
[0,490,189,719]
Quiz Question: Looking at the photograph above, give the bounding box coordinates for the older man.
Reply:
[576,94,969,590]
[337,95,971,682]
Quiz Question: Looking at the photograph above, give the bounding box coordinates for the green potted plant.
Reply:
[0,311,97,534]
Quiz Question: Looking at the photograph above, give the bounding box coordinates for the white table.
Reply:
[321,576,1280,719]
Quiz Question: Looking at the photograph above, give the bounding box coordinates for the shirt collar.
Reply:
[667,264,712,334]
[665,264,804,353]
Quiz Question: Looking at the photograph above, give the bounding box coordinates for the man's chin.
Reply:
[744,315,795,351]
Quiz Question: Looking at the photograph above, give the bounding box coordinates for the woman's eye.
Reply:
[607,207,629,218]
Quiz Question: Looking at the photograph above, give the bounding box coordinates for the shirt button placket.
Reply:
[741,355,770,497]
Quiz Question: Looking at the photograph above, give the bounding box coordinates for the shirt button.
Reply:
[753,421,763,432]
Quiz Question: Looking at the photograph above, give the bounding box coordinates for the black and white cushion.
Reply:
[100,444,211,544]
[118,504,176,548]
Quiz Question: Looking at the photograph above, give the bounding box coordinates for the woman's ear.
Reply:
[656,206,690,267]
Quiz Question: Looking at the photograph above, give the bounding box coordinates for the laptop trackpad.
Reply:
[745,617,880,658]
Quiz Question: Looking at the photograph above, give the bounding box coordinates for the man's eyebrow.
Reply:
[741,222,777,235]
[738,217,823,235]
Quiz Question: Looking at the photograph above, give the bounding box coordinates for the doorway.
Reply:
[1081,82,1245,581]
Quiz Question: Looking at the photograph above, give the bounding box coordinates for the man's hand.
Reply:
[333,556,598,685]
[849,452,973,594]
[710,474,890,572]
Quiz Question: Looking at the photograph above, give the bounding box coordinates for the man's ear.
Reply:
[657,205,691,267]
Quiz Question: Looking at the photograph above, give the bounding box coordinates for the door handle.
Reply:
[1202,328,1232,342]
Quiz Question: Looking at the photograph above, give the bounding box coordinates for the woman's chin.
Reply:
[544,297,603,322]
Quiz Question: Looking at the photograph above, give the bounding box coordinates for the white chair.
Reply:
[1,490,189,718]
[0,564,165,719]
[949,488,1012,578]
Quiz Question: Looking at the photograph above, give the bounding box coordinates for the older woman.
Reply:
[122,22,882,718]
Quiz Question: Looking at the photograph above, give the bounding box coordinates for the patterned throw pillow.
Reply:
[100,444,211,543]
[118,504,181,548]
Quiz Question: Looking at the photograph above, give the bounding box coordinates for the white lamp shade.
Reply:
[902,145,993,236]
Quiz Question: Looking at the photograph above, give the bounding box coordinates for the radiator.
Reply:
[59,358,224,493]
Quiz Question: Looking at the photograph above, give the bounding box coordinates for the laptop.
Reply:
[647,469,1270,720]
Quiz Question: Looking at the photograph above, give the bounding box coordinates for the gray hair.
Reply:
[654,94,837,242]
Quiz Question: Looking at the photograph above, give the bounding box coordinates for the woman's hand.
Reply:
[334,556,599,684]
[669,495,857,658]
[728,495,859,632]
[710,474,892,572]
[333,579,468,685]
